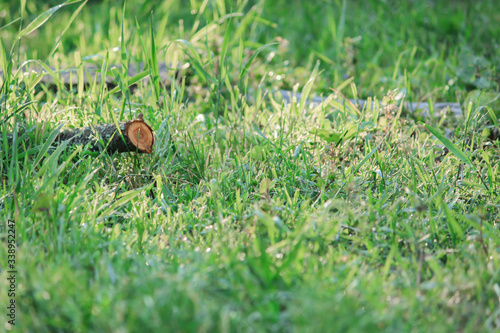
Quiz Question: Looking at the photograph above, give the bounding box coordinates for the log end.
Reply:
[126,118,154,153]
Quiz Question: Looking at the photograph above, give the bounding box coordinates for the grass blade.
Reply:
[17,3,65,39]
[46,0,87,60]
[176,39,216,84]
[150,12,161,106]
[299,60,320,113]
[240,42,277,79]
[352,132,387,175]
[104,70,149,97]
[33,123,65,168]
[424,123,474,168]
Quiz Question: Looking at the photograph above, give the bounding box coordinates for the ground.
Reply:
[0,0,499,332]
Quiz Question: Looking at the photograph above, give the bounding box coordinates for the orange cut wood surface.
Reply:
[126,119,154,153]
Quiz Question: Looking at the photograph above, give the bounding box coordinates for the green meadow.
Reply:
[0,0,499,331]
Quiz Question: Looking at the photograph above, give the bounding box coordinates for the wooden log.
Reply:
[55,113,154,153]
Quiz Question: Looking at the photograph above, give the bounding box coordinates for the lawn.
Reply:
[1,0,500,332]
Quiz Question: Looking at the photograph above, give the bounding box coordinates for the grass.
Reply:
[1,0,500,332]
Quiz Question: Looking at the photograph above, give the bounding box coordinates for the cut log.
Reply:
[55,113,154,153]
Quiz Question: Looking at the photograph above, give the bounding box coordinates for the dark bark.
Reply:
[55,115,154,153]
[2,115,154,154]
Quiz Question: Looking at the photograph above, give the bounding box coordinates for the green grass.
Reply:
[1,0,500,332]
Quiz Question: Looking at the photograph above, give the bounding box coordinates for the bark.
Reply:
[55,114,154,153]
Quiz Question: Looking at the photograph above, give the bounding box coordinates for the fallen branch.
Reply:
[55,113,154,153]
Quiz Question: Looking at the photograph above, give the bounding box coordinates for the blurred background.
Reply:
[1,0,499,100]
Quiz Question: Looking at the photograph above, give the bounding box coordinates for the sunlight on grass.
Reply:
[0,0,499,332]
